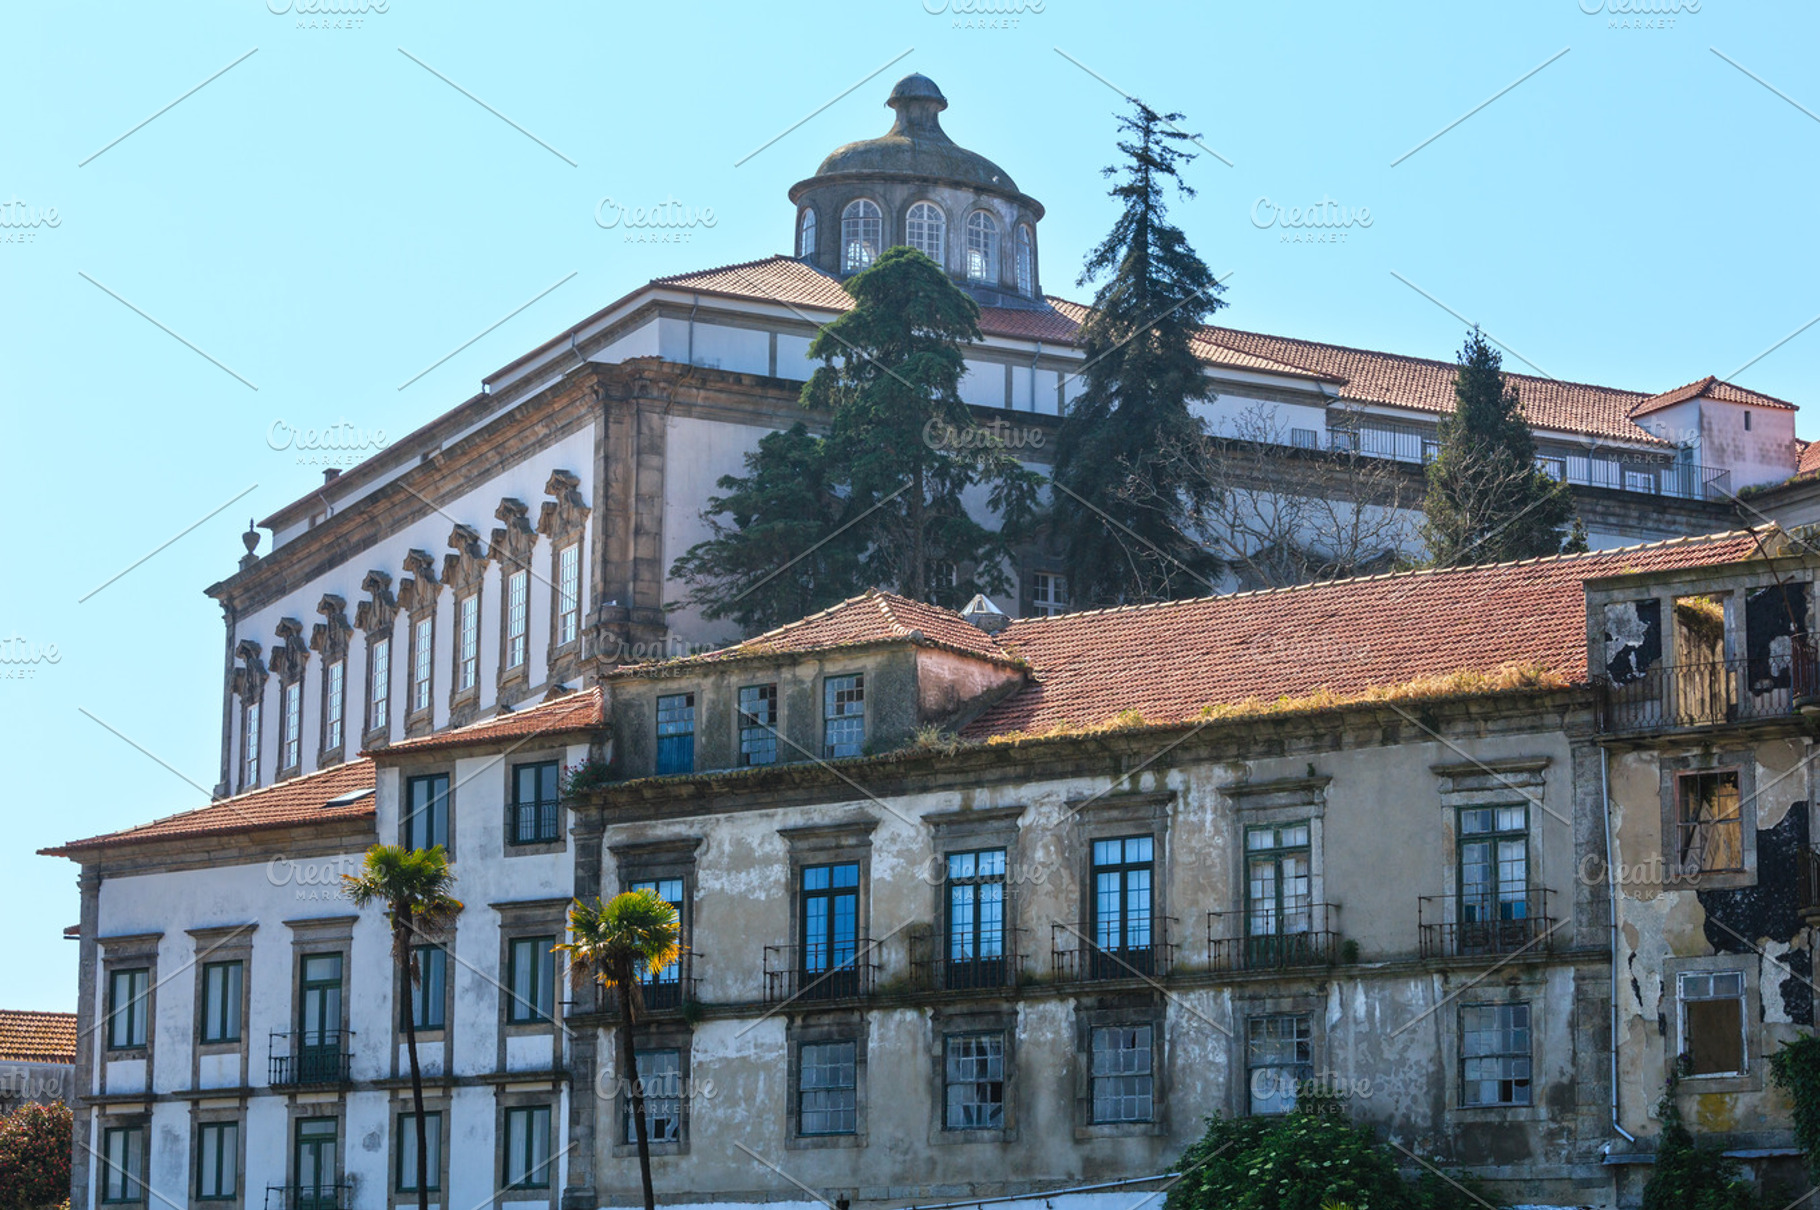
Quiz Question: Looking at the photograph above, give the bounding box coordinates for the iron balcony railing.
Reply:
[268,1030,353,1087]
[1419,890,1555,959]
[909,927,1030,992]
[1598,651,1817,734]
[638,951,700,1014]
[1310,420,1731,501]
[1207,904,1340,972]
[762,942,878,1004]
[1800,849,1820,918]
[1050,918,1179,983]
[263,1184,353,1210]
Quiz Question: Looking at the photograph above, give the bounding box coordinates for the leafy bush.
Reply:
[1769,1032,1820,1168]
[1642,1068,1758,1210]
[1163,1098,1495,1210]
[0,1100,71,1210]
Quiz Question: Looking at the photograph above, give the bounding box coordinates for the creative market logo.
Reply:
[923,0,1044,31]
[1579,0,1699,30]
[267,419,390,468]
[0,197,60,245]
[595,196,718,245]
[267,0,389,31]
[1251,196,1373,245]
[0,633,62,681]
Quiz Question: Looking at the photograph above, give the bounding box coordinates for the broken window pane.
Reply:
[1677,771,1744,874]
[1680,971,1747,1076]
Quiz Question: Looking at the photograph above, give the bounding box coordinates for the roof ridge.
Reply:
[1004,528,1765,629]
[651,253,808,286]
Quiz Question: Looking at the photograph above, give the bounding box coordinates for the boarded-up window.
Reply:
[1677,771,1744,874]
[1604,599,1661,684]
[1680,971,1746,1076]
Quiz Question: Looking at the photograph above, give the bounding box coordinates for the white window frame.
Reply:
[1677,969,1749,1078]
[324,658,345,752]
[1015,224,1034,296]
[412,615,434,714]
[797,208,817,258]
[842,200,882,273]
[369,635,391,733]
[906,201,945,263]
[965,210,999,283]
[556,543,581,648]
[505,568,529,670]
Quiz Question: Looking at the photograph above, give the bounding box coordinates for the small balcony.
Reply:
[1799,848,1820,923]
[1207,904,1340,972]
[1598,650,1817,735]
[762,942,878,1004]
[268,1030,353,1087]
[1050,919,1178,983]
[910,928,1030,992]
[263,1185,353,1210]
[1419,890,1555,959]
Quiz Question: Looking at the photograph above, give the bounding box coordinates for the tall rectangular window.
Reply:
[324,659,345,752]
[1247,1014,1312,1115]
[943,1033,1005,1130]
[947,849,1006,988]
[1461,1003,1532,1105]
[196,1121,237,1200]
[282,680,302,771]
[1031,572,1069,617]
[411,616,434,713]
[369,635,390,733]
[801,863,860,992]
[631,878,685,996]
[504,1105,552,1188]
[655,693,696,776]
[100,1125,145,1203]
[797,1041,857,1135]
[1089,1025,1154,1123]
[510,761,561,845]
[507,936,556,1023]
[623,1049,684,1144]
[1678,771,1744,874]
[396,1111,442,1192]
[1092,836,1155,974]
[823,674,864,758]
[505,569,529,669]
[1246,823,1312,964]
[242,700,260,787]
[200,961,243,1044]
[108,968,149,1050]
[404,773,449,853]
[738,684,778,767]
[557,544,581,647]
[406,946,447,1030]
[1459,805,1528,945]
[1680,971,1747,1076]
[456,593,479,692]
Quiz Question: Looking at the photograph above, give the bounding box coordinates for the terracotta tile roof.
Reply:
[613,589,1015,672]
[377,687,605,754]
[0,1011,77,1064]
[961,530,1769,739]
[44,759,376,857]
[653,256,1797,447]
[1799,439,1820,477]
[1630,375,1797,420]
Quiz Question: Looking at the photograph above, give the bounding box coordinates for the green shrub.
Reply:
[1642,1068,1758,1210]
[0,1100,72,1210]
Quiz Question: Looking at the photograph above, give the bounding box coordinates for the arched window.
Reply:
[965,211,999,283]
[797,208,817,258]
[1015,224,1035,297]
[841,200,882,272]
[906,202,945,263]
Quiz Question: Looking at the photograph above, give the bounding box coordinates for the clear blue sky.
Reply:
[4,1,1817,1009]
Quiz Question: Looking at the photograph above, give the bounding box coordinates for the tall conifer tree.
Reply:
[1052,101,1226,606]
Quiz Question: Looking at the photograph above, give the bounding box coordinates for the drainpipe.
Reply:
[686,293,699,368]
[1030,340,1042,413]
[1603,744,1637,1145]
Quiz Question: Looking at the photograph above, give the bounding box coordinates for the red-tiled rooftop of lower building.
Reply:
[960,529,1770,739]
[0,1010,78,1065]
[43,758,376,857]
[613,589,1016,673]
[376,686,605,754]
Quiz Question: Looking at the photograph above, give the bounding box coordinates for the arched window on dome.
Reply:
[1015,224,1034,297]
[965,210,999,284]
[906,202,945,264]
[798,208,817,258]
[842,200,882,273]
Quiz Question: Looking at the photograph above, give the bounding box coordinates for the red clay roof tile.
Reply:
[377,687,605,754]
[0,1010,77,1064]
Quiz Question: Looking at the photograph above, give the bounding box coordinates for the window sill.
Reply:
[1073,1119,1165,1141]
[506,838,567,858]
[785,1132,864,1151]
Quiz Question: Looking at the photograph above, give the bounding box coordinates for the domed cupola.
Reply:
[789,74,1047,309]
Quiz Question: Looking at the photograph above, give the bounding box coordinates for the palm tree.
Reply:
[344,845,462,1210]
[555,890,681,1210]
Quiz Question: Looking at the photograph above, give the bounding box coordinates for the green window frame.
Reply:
[405,945,447,1030]
[504,1105,553,1189]
[200,961,243,1044]
[196,1121,237,1200]
[507,936,556,1023]
[396,1111,442,1192]
[100,1125,145,1203]
[107,968,149,1051]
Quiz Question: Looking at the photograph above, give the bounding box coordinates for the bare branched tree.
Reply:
[1113,401,1422,592]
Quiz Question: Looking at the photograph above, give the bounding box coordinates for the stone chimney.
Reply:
[960,593,1009,634]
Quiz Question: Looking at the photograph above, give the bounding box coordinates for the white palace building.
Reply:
[44,75,1820,1210]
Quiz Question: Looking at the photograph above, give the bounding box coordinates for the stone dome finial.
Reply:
[886,74,948,127]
